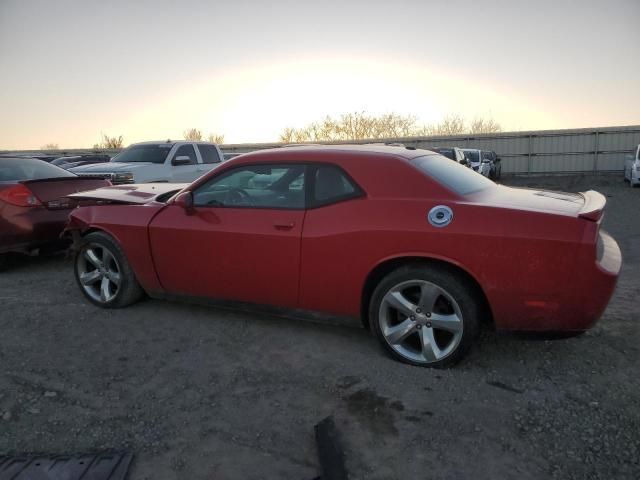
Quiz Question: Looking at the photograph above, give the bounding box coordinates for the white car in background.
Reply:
[624,144,640,188]
[69,141,224,184]
[462,149,491,177]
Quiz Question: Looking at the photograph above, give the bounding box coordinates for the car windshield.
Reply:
[433,148,455,160]
[0,157,76,181]
[464,150,480,162]
[112,144,172,164]
[413,154,495,195]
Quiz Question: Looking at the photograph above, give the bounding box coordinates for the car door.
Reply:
[298,164,366,315]
[168,144,200,182]
[148,163,307,308]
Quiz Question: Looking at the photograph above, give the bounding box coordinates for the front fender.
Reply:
[64,205,167,294]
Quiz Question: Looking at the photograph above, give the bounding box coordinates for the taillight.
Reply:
[0,184,42,207]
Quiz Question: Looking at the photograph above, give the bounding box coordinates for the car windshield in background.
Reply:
[433,148,455,160]
[112,144,172,164]
[413,154,495,195]
[464,151,480,162]
[0,158,76,181]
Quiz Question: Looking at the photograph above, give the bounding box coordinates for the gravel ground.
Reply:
[0,174,638,480]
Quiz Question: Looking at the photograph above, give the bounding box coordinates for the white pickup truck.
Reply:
[69,140,224,184]
[624,144,640,188]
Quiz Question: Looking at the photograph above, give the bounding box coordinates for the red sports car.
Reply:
[64,145,621,367]
[0,157,110,270]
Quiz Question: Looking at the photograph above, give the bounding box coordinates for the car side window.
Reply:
[198,144,222,164]
[311,165,362,207]
[192,164,306,209]
[172,145,197,165]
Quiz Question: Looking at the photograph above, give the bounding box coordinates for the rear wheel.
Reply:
[74,232,144,308]
[370,265,481,367]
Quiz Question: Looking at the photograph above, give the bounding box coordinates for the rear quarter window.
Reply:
[412,154,495,195]
[0,158,75,182]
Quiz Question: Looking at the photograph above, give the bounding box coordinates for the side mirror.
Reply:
[460,159,468,165]
[172,155,192,166]
[174,191,194,213]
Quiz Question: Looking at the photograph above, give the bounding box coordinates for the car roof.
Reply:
[129,140,216,147]
[231,144,435,163]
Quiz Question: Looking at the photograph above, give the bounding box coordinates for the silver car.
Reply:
[624,144,640,188]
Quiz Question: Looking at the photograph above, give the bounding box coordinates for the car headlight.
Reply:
[113,172,134,183]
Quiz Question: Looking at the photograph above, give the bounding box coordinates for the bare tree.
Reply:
[418,114,467,136]
[207,133,225,144]
[41,143,59,150]
[279,112,419,142]
[280,112,502,142]
[184,128,203,141]
[469,117,502,134]
[94,134,124,149]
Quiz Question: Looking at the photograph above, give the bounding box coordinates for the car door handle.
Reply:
[274,222,295,231]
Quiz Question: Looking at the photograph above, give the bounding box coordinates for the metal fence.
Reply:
[221,125,640,174]
[3,125,639,175]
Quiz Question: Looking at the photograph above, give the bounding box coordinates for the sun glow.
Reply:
[88,56,555,146]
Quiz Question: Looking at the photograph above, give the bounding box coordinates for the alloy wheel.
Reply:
[378,280,464,364]
[76,244,121,304]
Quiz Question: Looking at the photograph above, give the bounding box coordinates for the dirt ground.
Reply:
[0,174,638,480]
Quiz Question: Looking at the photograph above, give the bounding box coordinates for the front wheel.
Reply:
[370,265,481,367]
[74,232,144,308]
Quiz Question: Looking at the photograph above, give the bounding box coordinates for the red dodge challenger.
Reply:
[64,145,621,367]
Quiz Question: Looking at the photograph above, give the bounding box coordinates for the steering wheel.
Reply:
[224,188,254,206]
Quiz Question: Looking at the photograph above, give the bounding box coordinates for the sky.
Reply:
[0,0,638,149]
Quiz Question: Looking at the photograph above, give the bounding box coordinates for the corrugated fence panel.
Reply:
[501,155,529,173]
[531,154,595,173]
[533,133,595,154]
[597,152,629,170]
[598,131,640,151]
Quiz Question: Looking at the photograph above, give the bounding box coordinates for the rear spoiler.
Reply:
[578,190,606,222]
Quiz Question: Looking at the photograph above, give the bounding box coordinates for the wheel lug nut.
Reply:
[426,312,431,318]
[409,315,416,321]
[426,322,432,328]
[416,308,422,314]
[416,324,422,329]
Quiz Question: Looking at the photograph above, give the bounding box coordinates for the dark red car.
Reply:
[65,145,621,367]
[0,157,110,270]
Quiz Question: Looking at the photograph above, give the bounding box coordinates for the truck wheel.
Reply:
[74,231,144,308]
[370,265,481,367]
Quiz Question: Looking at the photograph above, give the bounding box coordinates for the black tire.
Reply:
[74,231,144,308]
[370,264,481,368]
[0,254,7,272]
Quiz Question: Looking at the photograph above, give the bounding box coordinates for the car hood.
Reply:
[473,185,587,216]
[67,183,189,204]
[69,162,153,173]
